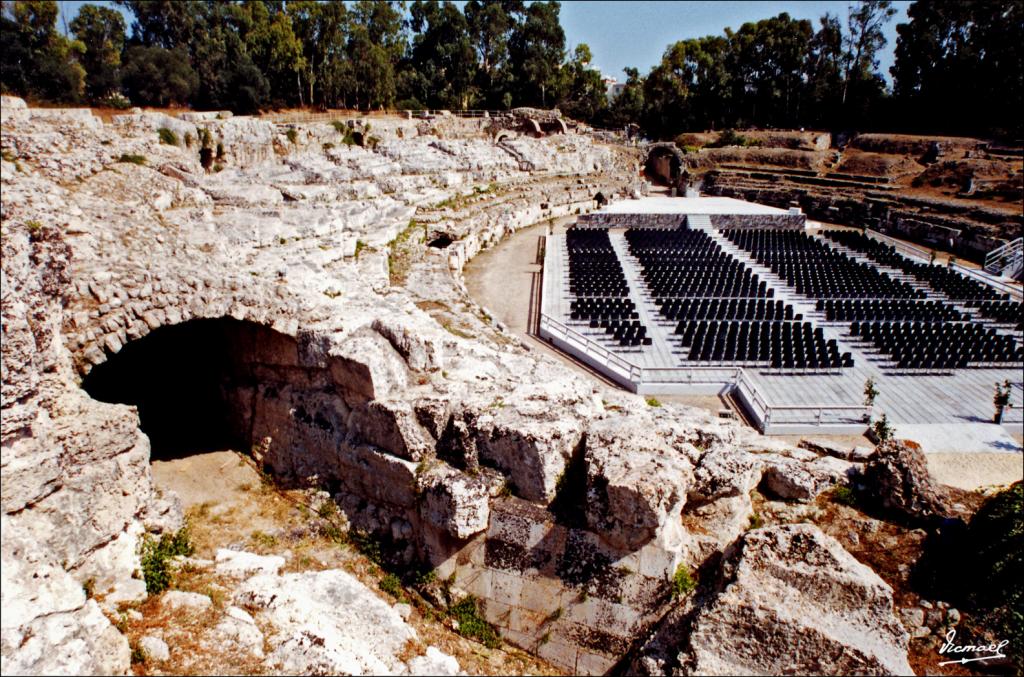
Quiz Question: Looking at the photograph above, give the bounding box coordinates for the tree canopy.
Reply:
[0,0,1019,139]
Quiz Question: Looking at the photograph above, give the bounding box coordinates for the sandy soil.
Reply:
[926,452,1023,491]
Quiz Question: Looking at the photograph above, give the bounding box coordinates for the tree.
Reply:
[559,44,606,123]
[114,0,201,50]
[840,0,896,121]
[237,1,306,107]
[406,0,475,109]
[464,0,523,107]
[892,0,1023,137]
[70,4,125,100]
[805,14,844,127]
[347,0,406,109]
[507,0,566,108]
[288,1,350,109]
[603,66,644,129]
[1,1,86,102]
[121,45,197,106]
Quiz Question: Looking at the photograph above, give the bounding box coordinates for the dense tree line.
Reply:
[1,0,1020,139]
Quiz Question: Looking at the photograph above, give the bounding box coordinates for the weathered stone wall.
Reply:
[709,213,806,230]
[576,213,686,229]
[2,100,912,676]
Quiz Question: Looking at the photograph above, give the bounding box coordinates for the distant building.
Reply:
[606,80,626,101]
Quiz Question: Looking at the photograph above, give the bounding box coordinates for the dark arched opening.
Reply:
[644,146,682,188]
[81,317,300,461]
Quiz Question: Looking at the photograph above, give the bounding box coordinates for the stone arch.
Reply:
[539,118,567,135]
[520,118,543,136]
[645,143,686,189]
[81,317,331,464]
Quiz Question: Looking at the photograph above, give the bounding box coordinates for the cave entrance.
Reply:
[81,317,292,462]
[644,145,683,189]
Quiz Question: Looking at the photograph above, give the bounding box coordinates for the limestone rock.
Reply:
[689,448,763,505]
[407,646,462,676]
[235,569,460,675]
[161,590,213,612]
[584,416,693,552]
[215,549,285,578]
[759,453,853,502]
[419,463,492,539]
[859,440,951,522]
[140,635,170,662]
[677,524,912,676]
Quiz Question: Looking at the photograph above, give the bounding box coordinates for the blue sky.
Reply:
[57,0,912,83]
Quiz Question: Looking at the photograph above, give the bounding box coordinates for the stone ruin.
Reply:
[1,96,913,675]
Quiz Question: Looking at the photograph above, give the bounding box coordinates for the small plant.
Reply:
[117,153,147,165]
[993,379,1013,424]
[250,530,277,548]
[331,120,347,134]
[1,149,16,162]
[748,513,764,530]
[213,163,224,173]
[645,397,662,407]
[871,413,894,443]
[354,239,367,258]
[379,573,405,601]
[863,377,878,407]
[197,127,212,149]
[139,524,194,595]
[831,485,858,508]
[83,577,96,599]
[449,596,501,648]
[130,641,147,665]
[216,142,224,160]
[323,142,335,151]
[25,219,43,234]
[672,563,697,598]
[157,127,178,145]
[286,128,298,144]
[183,132,194,148]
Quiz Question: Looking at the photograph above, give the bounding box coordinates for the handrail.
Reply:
[863,230,1022,301]
[950,262,1023,301]
[984,237,1022,275]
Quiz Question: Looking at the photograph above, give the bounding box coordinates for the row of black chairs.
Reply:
[817,298,964,323]
[597,320,653,347]
[967,299,1024,328]
[674,319,851,369]
[725,229,924,300]
[852,321,1023,368]
[627,228,774,300]
[569,297,638,321]
[656,297,799,322]
[566,229,629,298]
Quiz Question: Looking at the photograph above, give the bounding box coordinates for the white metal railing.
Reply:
[865,230,1022,301]
[984,237,1023,276]
[538,311,868,431]
[865,230,932,263]
[950,262,1023,301]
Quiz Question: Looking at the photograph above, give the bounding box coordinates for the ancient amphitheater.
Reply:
[2,98,1021,676]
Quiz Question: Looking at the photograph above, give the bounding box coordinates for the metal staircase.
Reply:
[984,237,1023,279]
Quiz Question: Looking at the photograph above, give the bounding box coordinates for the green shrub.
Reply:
[286,129,298,144]
[216,142,224,159]
[748,512,764,529]
[183,132,194,148]
[672,563,697,598]
[139,524,194,595]
[157,127,178,145]
[449,596,501,648]
[645,397,662,407]
[831,485,858,507]
[379,573,405,601]
[331,120,347,133]
[130,641,147,664]
[117,153,147,165]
